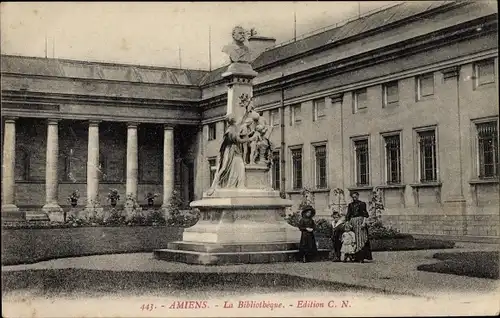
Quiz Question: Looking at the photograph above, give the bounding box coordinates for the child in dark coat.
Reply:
[298,205,318,263]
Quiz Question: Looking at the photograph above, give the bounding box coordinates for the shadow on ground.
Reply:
[417,251,499,279]
[1,269,386,298]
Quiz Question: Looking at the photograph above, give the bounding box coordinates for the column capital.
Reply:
[47,118,61,125]
[3,116,18,124]
[164,124,174,131]
[88,120,101,127]
[127,122,140,128]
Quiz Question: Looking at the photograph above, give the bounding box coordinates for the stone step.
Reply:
[153,247,330,265]
[168,241,299,253]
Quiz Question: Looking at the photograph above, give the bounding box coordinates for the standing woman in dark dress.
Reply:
[345,192,373,263]
[298,205,318,263]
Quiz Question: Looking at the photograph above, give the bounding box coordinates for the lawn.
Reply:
[1,226,183,265]
[1,269,386,299]
[416,251,499,279]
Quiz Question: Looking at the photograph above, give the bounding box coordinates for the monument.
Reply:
[153,26,302,265]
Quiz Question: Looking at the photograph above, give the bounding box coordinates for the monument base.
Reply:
[153,185,330,265]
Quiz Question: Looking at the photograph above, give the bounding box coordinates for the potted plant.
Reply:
[145,192,159,208]
[107,189,120,207]
[67,190,80,208]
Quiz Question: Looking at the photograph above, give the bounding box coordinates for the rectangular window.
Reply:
[314,145,327,189]
[353,88,367,112]
[417,130,437,182]
[354,139,369,186]
[313,98,326,121]
[271,151,280,190]
[290,104,302,125]
[475,59,495,86]
[291,148,303,190]
[383,81,399,107]
[417,73,434,99]
[476,121,498,178]
[384,134,402,184]
[208,158,217,185]
[270,109,280,127]
[208,123,216,141]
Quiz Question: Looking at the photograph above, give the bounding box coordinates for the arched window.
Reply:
[15,147,30,181]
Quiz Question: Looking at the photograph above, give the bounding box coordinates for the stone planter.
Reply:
[147,199,155,207]
[70,199,78,208]
[110,199,117,207]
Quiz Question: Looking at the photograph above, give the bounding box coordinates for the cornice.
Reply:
[1,90,201,110]
[0,108,201,125]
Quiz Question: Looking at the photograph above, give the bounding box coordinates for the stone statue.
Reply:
[249,112,273,165]
[208,114,253,194]
[240,117,254,164]
[222,26,252,64]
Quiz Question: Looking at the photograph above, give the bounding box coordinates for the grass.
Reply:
[1,269,387,299]
[1,226,183,266]
[416,251,499,279]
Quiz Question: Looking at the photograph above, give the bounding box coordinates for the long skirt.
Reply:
[299,232,318,261]
[350,216,373,261]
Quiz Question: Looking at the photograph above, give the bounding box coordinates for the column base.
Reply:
[42,203,64,222]
[1,204,25,221]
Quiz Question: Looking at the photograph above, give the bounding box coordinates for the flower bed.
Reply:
[1,225,184,266]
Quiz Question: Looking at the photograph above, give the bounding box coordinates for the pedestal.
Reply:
[154,165,328,265]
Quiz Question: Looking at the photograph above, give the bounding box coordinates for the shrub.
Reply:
[167,209,200,228]
[145,209,166,226]
[315,218,332,237]
[368,187,384,222]
[166,190,200,227]
[104,208,126,226]
[368,220,411,240]
[284,211,301,228]
[129,213,147,226]
[124,194,145,225]
[285,187,314,228]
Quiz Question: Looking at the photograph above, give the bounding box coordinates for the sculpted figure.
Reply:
[222,26,252,64]
[240,117,254,164]
[208,114,253,193]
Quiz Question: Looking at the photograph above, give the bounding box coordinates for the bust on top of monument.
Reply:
[222,26,252,64]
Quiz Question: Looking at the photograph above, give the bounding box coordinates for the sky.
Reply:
[1,1,399,70]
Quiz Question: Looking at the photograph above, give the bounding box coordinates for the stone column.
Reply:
[162,125,175,210]
[86,120,101,212]
[126,122,139,199]
[1,117,23,221]
[222,63,258,124]
[42,119,64,221]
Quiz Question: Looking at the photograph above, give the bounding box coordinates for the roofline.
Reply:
[0,54,210,73]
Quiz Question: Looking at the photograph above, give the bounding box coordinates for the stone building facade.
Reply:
[2,1,499,237]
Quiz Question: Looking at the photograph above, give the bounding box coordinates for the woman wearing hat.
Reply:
[298,205,318,263]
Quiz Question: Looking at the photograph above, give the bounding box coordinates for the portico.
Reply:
[0,116,196,221]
